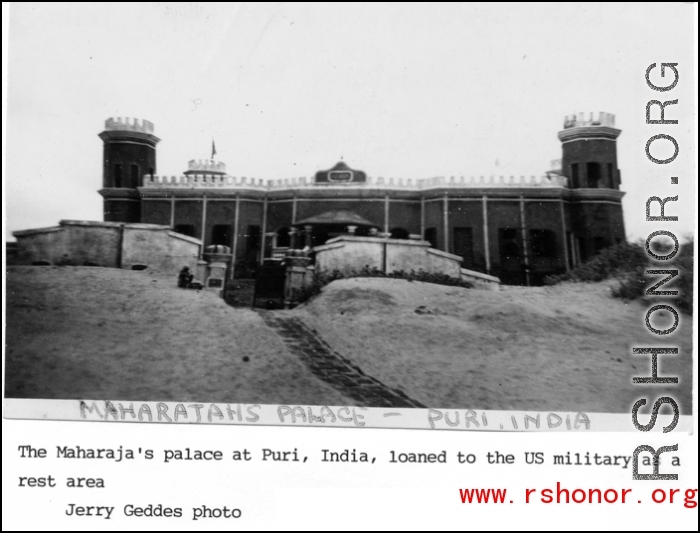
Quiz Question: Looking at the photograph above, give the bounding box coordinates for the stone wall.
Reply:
[387,243,462,277]
[12,220,201,272]
[121,226,201,272]
[12,222,121,267]
[314,240,382,274]
[314,236,464,278]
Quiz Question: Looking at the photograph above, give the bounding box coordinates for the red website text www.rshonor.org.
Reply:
[459,484,697,506]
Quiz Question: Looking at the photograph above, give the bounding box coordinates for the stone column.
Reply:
[482,195,491,274]
[559,197,570,271]
[384,194,390,233]
[230,193,240,279]
[284,256,312,308]
[289,228,299,249]
[519,195,530,286]
[260,196,268,264]
[304,225,313,247]
[200,194,208,258]
[443,193,449,252]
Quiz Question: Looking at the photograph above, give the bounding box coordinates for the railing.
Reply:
[141,173,568,190]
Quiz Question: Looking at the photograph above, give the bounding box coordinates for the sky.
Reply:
[3,2,697,242]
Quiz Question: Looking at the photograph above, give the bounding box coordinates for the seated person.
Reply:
[178,266,194,288]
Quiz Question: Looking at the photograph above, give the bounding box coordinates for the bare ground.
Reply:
[4,267,693,413]
[4,266,350,405]
[291,277,693,413]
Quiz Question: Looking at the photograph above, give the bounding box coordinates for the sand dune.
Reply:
[5,267,692,413]
[4,266,349,406]
[293,278,693,413]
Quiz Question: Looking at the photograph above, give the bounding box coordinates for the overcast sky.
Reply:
[3,2,696,242]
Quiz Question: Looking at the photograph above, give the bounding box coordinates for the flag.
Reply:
[211,140,217,160]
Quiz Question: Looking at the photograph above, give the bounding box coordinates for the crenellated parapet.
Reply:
[264,174,568,189]
[184,159,227,175]
[141,173,568,190]
[142,174,268,189]
[563,112,615,129]
[104,117,155,134]
[559,112,620,144]
[415,174,568,188]
[99,117,160,151]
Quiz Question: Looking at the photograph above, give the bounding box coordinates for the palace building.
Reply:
[98,112,626,285]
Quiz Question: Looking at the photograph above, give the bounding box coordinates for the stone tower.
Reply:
[558,112,625,261]
[98,117,160,222]
[558,112,621,189]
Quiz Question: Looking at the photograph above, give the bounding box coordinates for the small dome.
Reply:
[294,210,378,227]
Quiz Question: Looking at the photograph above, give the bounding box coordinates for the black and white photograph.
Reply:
[2,2,697,530]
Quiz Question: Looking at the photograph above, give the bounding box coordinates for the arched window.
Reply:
[276,227,291,248]
[390,227,410,240]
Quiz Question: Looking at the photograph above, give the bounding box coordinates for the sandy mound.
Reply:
[5,266,349,405]
[6,268,692,414]
[295,278,693,413]
[323,287,397,314]
[304,278,609,336]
